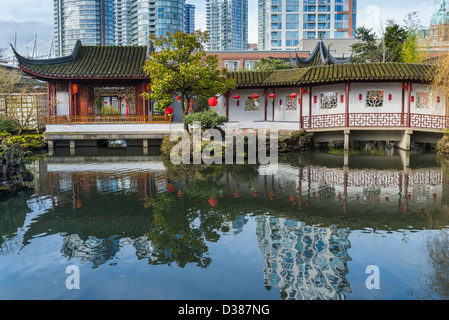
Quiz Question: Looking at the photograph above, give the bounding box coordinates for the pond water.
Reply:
[1,147,449,300]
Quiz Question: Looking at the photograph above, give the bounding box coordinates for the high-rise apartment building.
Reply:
[206,0,248,51]
[184,3,196,34]
[129,0,186,45]
[114,0,132,45]
[55,0,188,55]
[54,0,115,57]
[258,0,357,51]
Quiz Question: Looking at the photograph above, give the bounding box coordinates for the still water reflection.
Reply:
[1,147,449,300]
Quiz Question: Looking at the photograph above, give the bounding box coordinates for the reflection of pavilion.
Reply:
[256,216,351,300]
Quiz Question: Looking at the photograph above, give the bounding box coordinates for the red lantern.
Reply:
[165,106,174,115]
[233,94,240,101]
[290,93,297,100]
[104,100,108,104]
[176,96,181,103]
[403,85,408,90]
[269,93,276,101]
[72,84,78,94]
[252,94,259,101]
[208,97,218,108]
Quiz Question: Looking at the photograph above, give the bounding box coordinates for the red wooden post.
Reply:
[309,87,312,128]
[264,88,268,122]
[226,91,230,118]
[407,82,412,128]
[345,82,350,128]
[69,81,73,117]
[299,87,303,129]
[47,82,51,118]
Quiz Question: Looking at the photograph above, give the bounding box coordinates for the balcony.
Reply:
[44,115,173,124]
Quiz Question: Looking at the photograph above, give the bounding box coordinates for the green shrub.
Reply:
[184,110,228,130]
[0,117,19,133]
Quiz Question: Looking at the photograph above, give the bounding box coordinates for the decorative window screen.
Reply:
[320,92,338,109]
[366,90,384,108]
[285,95,298,111]
[416,92,433,109]
[244,97,260,111]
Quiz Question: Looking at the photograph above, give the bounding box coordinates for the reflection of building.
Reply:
[61,234,160,267]
[256,216,351,300]
[61,234,120,268]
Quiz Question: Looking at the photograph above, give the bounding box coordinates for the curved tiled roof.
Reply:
[228,62,435,88]
[12,40,149,79]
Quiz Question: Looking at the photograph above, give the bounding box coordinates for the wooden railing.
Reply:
[44,115,173,124]
[302,113,449,131]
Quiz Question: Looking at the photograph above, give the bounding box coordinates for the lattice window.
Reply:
[285,95,298,111]
[366,90,384,108]
[320,92,338,110]
[244,97,260,111]
[416,92,433,109]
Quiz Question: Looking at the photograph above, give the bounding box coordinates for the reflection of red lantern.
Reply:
[166,183,175,193]
[208,197,218,207]
[208,97,218,108]
[165,107,174,115]
[269,93,276,101]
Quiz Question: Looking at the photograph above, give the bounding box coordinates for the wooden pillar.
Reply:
[299,87,303,129]
[308,87,312,128]
[69,81,73,117]
[47,82,51,117]
[345,82,350,128]
[53,85,57,116]
[226,91,230,118]
[407,82,412,128]
[264,88,268,122]
[401,83,405,126]
[142,83,146,116]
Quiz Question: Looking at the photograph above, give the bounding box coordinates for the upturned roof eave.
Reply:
[19,66,150,81]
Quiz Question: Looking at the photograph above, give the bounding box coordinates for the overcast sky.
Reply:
[0,0,442,61]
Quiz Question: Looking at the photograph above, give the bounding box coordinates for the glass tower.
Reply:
[54,0,115,57]
[258,0,357,50]
[184,3,196,34]
[206,0,248,51]
[128,0,185,45]
[114,0,132,45]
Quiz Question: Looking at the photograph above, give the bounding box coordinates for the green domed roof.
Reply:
[431,0,449,25]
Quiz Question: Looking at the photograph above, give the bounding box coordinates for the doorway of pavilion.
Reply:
[89,87,137,117]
